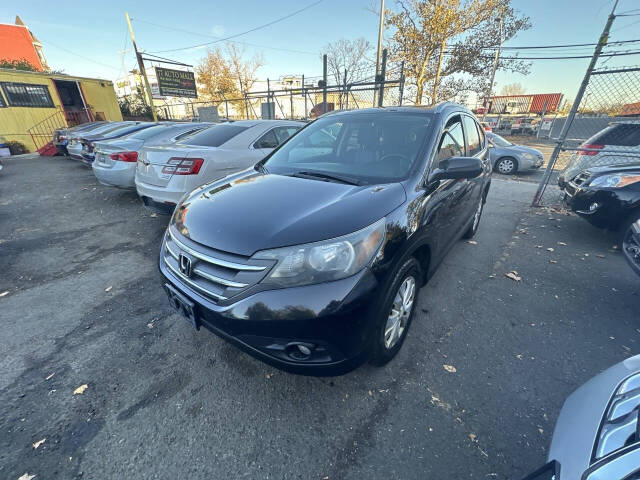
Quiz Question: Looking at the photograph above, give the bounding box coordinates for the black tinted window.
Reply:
[463,116,481,156]
[437,132,464,162]
[592,124,640,146]
[181,125,248,147]
[254,130,279,149]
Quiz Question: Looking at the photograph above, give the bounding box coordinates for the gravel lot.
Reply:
[1,155,638,480]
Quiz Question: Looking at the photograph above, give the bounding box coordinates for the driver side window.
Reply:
[437,118,465,163]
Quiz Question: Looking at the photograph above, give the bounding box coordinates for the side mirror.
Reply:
[429,157,483,183]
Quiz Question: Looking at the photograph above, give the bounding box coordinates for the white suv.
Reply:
[560,121,640,186]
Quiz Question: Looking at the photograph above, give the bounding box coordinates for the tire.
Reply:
[370,257,422,366]
[495,157,518,175]
[462,196,484,239]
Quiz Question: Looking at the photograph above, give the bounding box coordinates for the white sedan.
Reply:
[135,120,304,213]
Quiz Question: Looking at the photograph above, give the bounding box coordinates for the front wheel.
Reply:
[495,157,517,175]
[370,257,422,366]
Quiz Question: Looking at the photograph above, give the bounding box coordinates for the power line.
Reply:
[147,0,324,54]
[488,50,640,60]
[133,18,317,56]
[488,38,640,50]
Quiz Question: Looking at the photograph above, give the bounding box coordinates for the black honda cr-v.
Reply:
[160,103,492,375]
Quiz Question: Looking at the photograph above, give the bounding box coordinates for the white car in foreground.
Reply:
[135,120,304,212]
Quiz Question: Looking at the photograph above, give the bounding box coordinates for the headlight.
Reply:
[589,173,640,188]
[253,218,386,287]
[521,152,535,160]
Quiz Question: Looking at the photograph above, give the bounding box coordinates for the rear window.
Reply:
[592,124,640,147]
[180,124,248,147]
[126,125,171,140]
[107,124,151,137]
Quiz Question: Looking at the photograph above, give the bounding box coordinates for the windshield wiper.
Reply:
[291,170,361,186]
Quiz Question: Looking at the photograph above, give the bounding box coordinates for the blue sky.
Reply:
[2,0,639,100]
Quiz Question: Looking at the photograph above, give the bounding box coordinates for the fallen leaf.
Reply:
[146,322,154,329]
[596,254,605,258]
[546,247,554,252]
[45,372,55,380]
[73,384,88,395]
[467,240,477,245]
[32,438,46,449]
[505,271,521,282]
[0,291,8,297]
[18,474,36,480]
[536,245,542,249]
[150,213,158,218]
[584,253,589,257]
[443,364,457,373]
[549,260,557,264]
[557,242,566,246]
[538,428,544,434]
[488,274,496,278]
[516,354,523,359]
[104,286,112,292]
[265,373,274,379]
[469,433,477,442]
[368,390,373,396]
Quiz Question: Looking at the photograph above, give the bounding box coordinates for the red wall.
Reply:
[0,24,43,71]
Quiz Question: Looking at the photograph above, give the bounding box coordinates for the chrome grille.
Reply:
[594,373,640,461]
[163,228,272,302]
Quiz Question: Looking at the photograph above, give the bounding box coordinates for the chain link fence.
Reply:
[534,65,640,206]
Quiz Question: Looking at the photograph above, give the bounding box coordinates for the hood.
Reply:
[171,170,407,256]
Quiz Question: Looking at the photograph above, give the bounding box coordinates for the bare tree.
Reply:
[499,82,525,96]
[385,0,531,105]
[322,38,374,85]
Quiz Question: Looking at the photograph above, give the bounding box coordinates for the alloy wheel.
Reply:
[497,158,515,174]
[384,276,416,349]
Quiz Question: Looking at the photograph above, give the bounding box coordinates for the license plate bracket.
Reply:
[164,283,199,330]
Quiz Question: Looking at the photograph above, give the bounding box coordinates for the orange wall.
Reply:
[0,24,43,70]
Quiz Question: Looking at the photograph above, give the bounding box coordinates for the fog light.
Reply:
[589,202,599,212]
[285,342,315,360]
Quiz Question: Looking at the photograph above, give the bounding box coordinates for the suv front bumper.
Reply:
[159,242,380,375]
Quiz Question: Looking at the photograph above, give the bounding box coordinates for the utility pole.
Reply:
[373,0,385,106]
[532,0,619,206]
[322,54,328,114]
[482,14,503,121]
[125,12,157,122]
[377,49,387,107]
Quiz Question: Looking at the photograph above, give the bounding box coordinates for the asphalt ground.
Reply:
[1,155,638,480]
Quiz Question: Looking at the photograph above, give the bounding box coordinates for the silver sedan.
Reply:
[486,132,544,174]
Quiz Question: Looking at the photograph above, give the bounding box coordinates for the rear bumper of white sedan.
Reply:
[135,178,186,213]
[92,161,136,189]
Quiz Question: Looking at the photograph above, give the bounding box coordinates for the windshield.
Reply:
[262,112,433,184]
[490,134,512,147]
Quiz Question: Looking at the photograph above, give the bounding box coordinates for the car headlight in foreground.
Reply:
[589,173,640,188]
[252,218,386,287]
[521,152,535,161]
